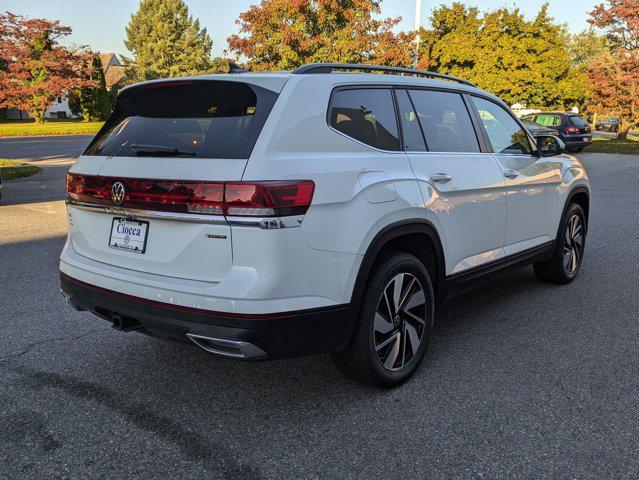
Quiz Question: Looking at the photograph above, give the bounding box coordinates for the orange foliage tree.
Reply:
[226,0,416,71]
[588,0,639,139]
[0,13,93,123]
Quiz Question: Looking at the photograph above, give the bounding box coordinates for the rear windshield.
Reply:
[85,81,278,159]
[569,116,587,127]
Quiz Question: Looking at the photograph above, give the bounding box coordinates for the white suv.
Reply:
[60,63,590,387]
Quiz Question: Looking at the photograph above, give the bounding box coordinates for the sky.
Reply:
[2,0,602,57]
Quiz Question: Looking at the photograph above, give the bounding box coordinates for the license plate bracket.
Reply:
[108,217,149,254]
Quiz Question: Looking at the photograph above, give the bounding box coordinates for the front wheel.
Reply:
[534,203,587,284]
[333,252,434,388]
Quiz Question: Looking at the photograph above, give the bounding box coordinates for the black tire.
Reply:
[534,203,587,284]
[333,252,434,388]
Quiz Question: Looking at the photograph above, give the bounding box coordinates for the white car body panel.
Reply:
[405,151,507,275]
[60,70,590,320]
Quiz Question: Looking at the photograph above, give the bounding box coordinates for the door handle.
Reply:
[430,173,452,183]
[503,169,520,179]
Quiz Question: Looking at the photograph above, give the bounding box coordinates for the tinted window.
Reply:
[85,81,277,159]
[569,116,587,127]
[471,97,532,155]
[395,90,426,151]
[330,89,400,151]
[407,90,480,152]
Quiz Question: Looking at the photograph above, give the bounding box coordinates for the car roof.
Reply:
[119,63,498,102]
[533,111,584,117]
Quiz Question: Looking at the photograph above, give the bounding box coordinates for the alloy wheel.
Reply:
[374,273,427,372]
[563,214,584,274]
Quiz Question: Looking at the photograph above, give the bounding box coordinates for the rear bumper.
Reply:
[561,136,592,148]
[60,273,354,360]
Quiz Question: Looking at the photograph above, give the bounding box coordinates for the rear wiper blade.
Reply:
[129,143,196,157]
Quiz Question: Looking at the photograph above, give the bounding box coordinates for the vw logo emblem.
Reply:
[111,182,126,206]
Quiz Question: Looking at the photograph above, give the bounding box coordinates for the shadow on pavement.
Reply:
[1,164,70,206]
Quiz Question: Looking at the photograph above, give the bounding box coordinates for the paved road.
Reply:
[1,138,638,479]
[0,135,94,163]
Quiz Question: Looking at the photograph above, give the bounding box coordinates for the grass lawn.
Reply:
[0,119,103,137]
[0,159,43,180]
[584,137,639,155]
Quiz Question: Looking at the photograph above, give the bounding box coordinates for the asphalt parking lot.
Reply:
[1,136,638,479]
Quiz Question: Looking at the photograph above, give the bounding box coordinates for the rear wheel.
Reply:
[534,203,586,284]
[333,252,434,388]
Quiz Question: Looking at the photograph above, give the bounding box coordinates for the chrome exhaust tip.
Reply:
[186,333,267,359]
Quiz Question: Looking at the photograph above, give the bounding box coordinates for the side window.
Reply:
[329,88,400,151]
[535,114,556,127]
[407,90,480,153]
[471,97,533,155]
[395,89,426,151]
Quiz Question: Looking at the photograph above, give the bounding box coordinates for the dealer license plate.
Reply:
[108,218,149,254]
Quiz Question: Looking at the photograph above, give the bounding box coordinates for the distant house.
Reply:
[2,53,125,121]
[99,53,126,91]
[3,96,73,120]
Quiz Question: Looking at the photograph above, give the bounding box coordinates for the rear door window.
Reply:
[329,88,400,151]
[534,114,560,127]
[85,81,278,159]
[407,89,480,152]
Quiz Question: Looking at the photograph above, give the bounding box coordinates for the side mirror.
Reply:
[537,135,565,157]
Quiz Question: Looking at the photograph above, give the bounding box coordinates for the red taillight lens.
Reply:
[565,126,579,134]
[123,179,224,214]
[66,174,314,217]
[225,181,315,216]
[66,173,113,202]
[66,174,224,214]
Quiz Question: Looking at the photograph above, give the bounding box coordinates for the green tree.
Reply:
[227,0,416,71]
[124,0,216,80]
[418,3,585,110]
[79,56,111,121]
[563,30,608,116]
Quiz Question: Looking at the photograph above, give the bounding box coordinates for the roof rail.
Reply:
[291,63,476,88]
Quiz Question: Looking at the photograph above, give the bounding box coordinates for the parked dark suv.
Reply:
[595,117,620,133]
[521,112,592,152]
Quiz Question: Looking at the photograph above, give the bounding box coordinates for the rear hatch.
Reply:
[67,77,284,282]
[568,115,591,135]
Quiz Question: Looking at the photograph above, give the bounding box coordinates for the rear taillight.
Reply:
[66,174,314,217]
[565,126,579,134]
[225,181,315,217]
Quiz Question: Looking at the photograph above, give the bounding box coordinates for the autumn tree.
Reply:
[417,3,586,110]
[0,13,92,123]
[588,0,639,140]
[226,0,416,71]
[124,0,221,80]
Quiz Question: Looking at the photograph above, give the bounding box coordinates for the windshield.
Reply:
[85,80,278,159]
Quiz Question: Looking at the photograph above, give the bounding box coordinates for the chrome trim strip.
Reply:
[226,215,304,229]
[66,201,303,228]
[66,201,228,224]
